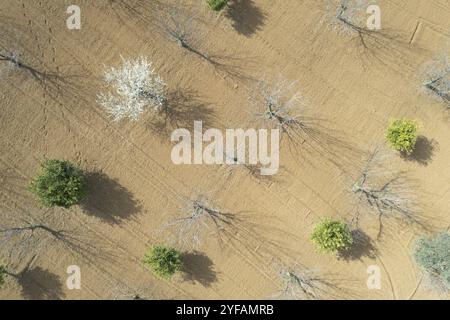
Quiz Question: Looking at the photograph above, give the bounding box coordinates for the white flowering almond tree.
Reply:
[98,57,167,121]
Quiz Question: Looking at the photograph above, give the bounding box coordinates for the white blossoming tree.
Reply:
[98,57,167,121]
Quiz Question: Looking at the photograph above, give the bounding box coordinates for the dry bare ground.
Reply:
[0,0,450,299]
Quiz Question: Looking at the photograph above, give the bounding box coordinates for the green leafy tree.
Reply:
[386,119,418,155]
[414,232,450,290]
[311,218,353,253]
[142,246,183,279]
[207,0,228,11]
[29,159,87,208]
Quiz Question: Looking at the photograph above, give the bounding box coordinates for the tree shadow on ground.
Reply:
[226,163,285,184]
[225,0,266,37]
[18,267,65,300]
[403,136,438,166]
[182,251,218,287]
[43,224,121,265]
[0,37,96,108]
[101,0,170,30]
[205,52,258,84]
[339,229,377,262]
[318,3,427,75]
[81,172,141,224]
[147,89,217,139]
[279,117,366,176]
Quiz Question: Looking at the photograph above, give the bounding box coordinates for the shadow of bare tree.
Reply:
[100,0,169,30]
[203,53,257,84]
[225,0,266,37]
[351,147,435,239]
[182,251,218,287]
[161,195,302,264]
[224,161,285,184]
[1,50,97,111]
[18,267,65,300]
[274,261,364,299]
[424,79,450,107]
[1,20,100,113]
[152,3,256,83]
[282,116,365,174]
[319,1,427,74]
[44,224,120,265]
[81,172,141,224]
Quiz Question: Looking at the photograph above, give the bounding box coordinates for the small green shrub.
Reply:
[29,159,87,208]
[207,0,228,11]
[386,119,418,155]
[413,232,450,289]
[142,246,183,279]
[311,218,353,254]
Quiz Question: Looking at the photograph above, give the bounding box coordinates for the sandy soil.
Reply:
[1,0,450,299]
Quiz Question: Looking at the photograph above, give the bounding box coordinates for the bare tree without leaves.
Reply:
[251,77,361,172]
[0,24,57,82]
[328,0,385,50]
[110,282,153,300]
[323,0,416,72]
[422,272,450,297]
[252,77,323,160]
[253,78,306,133]
[274,263,352,300]
[422,56,450,106]
[0,50,20,75]
[0,222,64,242]
[1,218,53,261]
[155,2,251,81]
[0,47,57,83]
[222,150,278,182]
[333,0,373,39]
[162,195,233,250]
[162,194,307,271]
[351,147,423,238]
[156,4,210,61]
[278,269,327,299]
[0,25,91,106]
[0,213,110,265]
